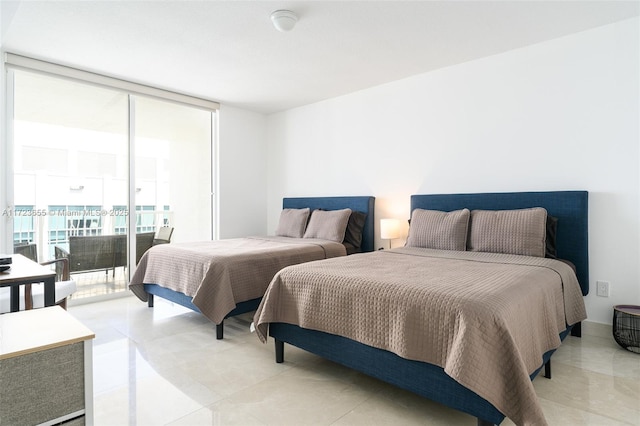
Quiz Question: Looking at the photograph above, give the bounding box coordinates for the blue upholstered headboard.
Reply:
[411,191,589,295]
[282,196,375,253]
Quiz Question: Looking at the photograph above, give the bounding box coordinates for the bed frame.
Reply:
[143,195,375,339]
[269,191,588,425]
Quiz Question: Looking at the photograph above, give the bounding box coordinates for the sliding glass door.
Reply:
[7,67,215,302]
[11,70,129,298]
[134,96,213,244]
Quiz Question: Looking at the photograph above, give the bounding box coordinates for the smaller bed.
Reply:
[129,196,375,338]
[254,191,588,425]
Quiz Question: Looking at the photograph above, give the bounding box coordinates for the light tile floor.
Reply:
[67,296,640,426]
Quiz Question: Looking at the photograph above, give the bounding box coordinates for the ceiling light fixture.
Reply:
[270,10,298,32]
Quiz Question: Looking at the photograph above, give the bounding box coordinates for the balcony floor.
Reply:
[69,267,128,300]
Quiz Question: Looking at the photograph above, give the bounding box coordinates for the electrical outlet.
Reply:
[596,281,610,297]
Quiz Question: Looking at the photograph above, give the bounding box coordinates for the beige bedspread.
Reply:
[129,236,346,324]
[254,247,587,426]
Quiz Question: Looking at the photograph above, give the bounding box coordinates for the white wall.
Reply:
[217,105,268,239]
[0,49,9,254]
[266,18,640,325]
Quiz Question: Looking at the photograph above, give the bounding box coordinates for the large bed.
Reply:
[129,196,375,339]
[253,191,588,425]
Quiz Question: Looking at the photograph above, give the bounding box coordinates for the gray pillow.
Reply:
[303,208,352,242]
[275,208,310,238]
[406,208,470,251]
[468,207,547,257]
[343,210,367,249]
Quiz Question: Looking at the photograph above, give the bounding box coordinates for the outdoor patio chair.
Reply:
[153,226,174,245]
[13,242,38,262]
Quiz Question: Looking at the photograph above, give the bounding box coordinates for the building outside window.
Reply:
[12,205,35,244]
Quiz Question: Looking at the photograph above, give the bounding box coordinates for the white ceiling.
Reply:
[2,0,639,114]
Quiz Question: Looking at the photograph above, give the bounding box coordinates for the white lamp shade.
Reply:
[380,218,401,240]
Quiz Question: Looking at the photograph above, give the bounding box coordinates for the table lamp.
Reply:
[380,218,401,249]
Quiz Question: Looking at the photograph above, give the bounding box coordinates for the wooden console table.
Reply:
[0,306,95,425]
